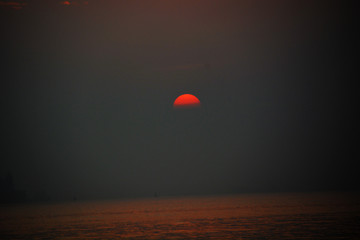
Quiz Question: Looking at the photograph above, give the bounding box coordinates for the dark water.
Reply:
[1,193,359,239]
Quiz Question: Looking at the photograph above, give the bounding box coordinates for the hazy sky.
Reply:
[1,0,357,200]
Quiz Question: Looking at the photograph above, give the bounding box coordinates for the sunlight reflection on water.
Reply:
[1,193,359,239]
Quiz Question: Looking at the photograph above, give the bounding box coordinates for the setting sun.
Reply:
[173,94,201,109]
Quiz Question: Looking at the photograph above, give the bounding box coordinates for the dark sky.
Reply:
[1,0,357,200]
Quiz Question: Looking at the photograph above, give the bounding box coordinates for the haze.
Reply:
[1,0,356,201]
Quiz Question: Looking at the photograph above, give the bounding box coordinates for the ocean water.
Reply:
[1,193,359,239]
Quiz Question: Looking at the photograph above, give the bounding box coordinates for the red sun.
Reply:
[173,94,201,109]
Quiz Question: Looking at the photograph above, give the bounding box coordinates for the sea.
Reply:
[1,192,359,239]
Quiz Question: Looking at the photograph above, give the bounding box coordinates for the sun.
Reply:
[173,94,201,109]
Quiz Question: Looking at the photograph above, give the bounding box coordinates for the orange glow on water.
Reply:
[173,94,201,109]
[1,194,358,239]
[0,1,27,9]
[60,1,89,6]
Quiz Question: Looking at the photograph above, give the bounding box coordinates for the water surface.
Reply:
[1,192,359,239]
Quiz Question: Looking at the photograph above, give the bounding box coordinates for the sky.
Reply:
[0,0,357,201]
